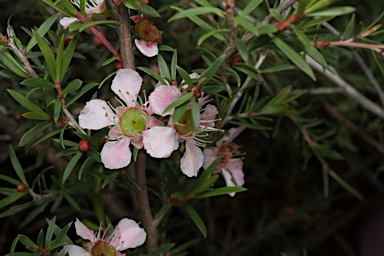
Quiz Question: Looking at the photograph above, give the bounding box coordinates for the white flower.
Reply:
[60,0,105,29]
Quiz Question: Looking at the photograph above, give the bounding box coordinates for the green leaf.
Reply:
[271,34,316,81]
[26,13,59,52]
[61,36,77,81]
[193,157,220,190]
[55,147,79,157]
[240,0,263,17]
[137,67,168,85]
[157,54,171,81]
[140,3,161,17]
[64,194,81,210]
[66,82,98,107]
[194,186,247,198]
[259,64,295,73]
[55,34,65,82]
[329,171,363,201]
[0,46,29,78]
[177,66,193,87]
[78,156,93,180]
[171,50,177,80]
[21,78,55,88]
[41,0,76,17]
[197,28,230,46]
[163,92,193,115]
[27,129,62,151]
[102,171,119,189]
[169,7,224,22]
[45,216,56,246]
[8,145,27,185]
[171,102,189,125]
[63,79,83,96]
[201,55,225,82]
[122,0,141,9]
[234,37,248,63]
[184,203,207,238]
[305,46,328,68]
[306,6,356,17]
[22,112,50,120]
[191,97,200,131]
[18,235,38,249]
[148,244,176,256]
[53,100,61,123]
[290,24,310,49]
[62,152,82,183]
[191,174,219,195]
[32,30,56,80]
[0,174,20,186]
[0,192,26,209]
[154,204,171,226]
[19,121,52,147]
[69,20,119,32]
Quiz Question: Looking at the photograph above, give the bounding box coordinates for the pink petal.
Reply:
[130,135,143,149]
[59,17,79,29]
[226,158,245,187]
[110,218,146,251]
[111,68,143,107]
[143,126,179,158]
[200,104,218,128]
[180,139,203,177]
[222,169,236,197]
[135,39,158,57]
[181,72,200,90]
[148,85,181,116]
[58,245,89,256]
[75,218,95,242]
[108,125,123,140]
[101,138,132,169]
[92,0,106,14]
[79,99,115,130]
[148,116,164,127]
[202,147,218,170]
[219,126,246,145]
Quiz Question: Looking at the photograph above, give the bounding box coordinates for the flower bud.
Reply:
[135,18,162,43]
[78,139,90,152]
[17,183,24,192]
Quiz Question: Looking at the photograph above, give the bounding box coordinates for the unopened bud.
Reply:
[78,139,90,152]
[17,183,24,192]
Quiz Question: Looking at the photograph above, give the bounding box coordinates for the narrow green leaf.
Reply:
[122,0,141,9]
[197,29,230,46]
[0,174,20,186]
[240,0,264,17]
[21,78,55,88]
[69,20,119,32]
[22,112,50,120]
[290,24,310,48]
[8,145,27,185]
[171,50,177,80]
[171,102,189,125]
[194,157,220,189]
[41,0,75,16]
[137,67,168,85]
[271,34,316,80]
[0,192,26,209]
[201,55,225,82]
[329,171,363,201]
[194,186,247,198]
[259,64,295,73]
[18,234,38,249]
[234,37,248,63]
[55,34,65,82]
[307,6,356,17]
[19,121,52,147]
[32,30,56,80]
[64,194,81,210]
[169,7,224,22]
[154,204,171,226]
[63,79,83,96]
[102,171,119,189]
[66,82,99,107]
[305,46,328,68]
[191,175,219,195]
[140,3,161,17]
[184,203,207,238]
[0,46,29,78]
[27,129,62,152]
[61,36,77,81]
[53,100,61,123]
[177,66,193,87]
[191,97,200,131]
[157,54,171,81]
[26,13,59,52]
[45,216,56,246]
[62,152,82,183]
[163,92,193,115]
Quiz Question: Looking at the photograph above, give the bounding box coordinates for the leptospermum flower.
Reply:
[134,17,162,57]
[79,68,158,170]
[58,218,146,256]
[203,127,246,197]
[60,0,106,29]
[143,84,218,177]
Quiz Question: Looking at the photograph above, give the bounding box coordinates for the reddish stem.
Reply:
[275,13,302,31]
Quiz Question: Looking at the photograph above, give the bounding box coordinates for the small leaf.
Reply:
[8,145,27,185]
[102,171,119,189]
[64,194,81,210]
[66,82,98,107]
[62,152,82,183]
[140,3,161,17]
[69,20,119,32]
[234,37,248,63]
[21,78,55,88]
[201,55,225,82]
[184,203,207,238]
[241,0,264,17]
[157,54,171,81]
[137,67,168,85]
[191,97,200,131]
[32,30,56,80]
[169,7,224,22]
[0,46,29,78]
[171,50,177,80]
[163,92,193,115]
[0,192,26,209]
[122,0,141,9]
[26,13,60,52]
[307,6,356,17]
[19,121,52,147]
[194,186,247,198]
[18,234,38,249]
[62,79,83,96]
[45,216,56,246]
[197,29,230,46]
[61,35,77,81]
[22,112,50,120]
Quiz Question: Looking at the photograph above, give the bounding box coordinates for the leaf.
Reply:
[62,79,83,96]
[8,145,27,185]
[0,174,20,186]
[197,28,230,46]
[329,171,363,201]
[201,55,225,82]
[259,64,295,73]
[191,97,200,131]
[157,54,171,81]
[271,34,316,81]
[62,152,82,184]
[240,0,264,17]
[0,46,29,78]
[0,192,26,209]
[19,121,52,147]
[306,6,356,17]
[17,235,38,249]
[27,129,62,151]
[26,13,60,52]
[22,112,50,120]
[163,92,193,115]
[193,157,220,190]
[194,186,247,198]
[55,34,65,82]
[122,0,141,9]
[45,216,56,246]
[148,244,176,256]
[21,78,55,88]
[66,82,99,107]
[137,67,168,85]
[32,30,56,80]
[61,35,77,81]
[184,203,207,238]
[171,50,177,80]
[177,66,193,87]
[140,3,161,17]
[102,171,119,189]
[64,194,80,211]
[69,20,119,32]
[234,37,248,63]
[171,102,189,125]
[169,7,224,22]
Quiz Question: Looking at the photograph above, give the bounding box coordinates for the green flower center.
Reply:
[91,240,116,256]
[174,109,195,136]
[120,108,147,137]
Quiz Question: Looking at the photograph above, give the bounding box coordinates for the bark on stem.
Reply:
[107,1,158,251]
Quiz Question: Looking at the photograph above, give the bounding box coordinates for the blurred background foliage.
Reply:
[0,0,384,255]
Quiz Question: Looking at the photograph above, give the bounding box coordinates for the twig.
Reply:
[305,55,384,119]
[225,0,236,46]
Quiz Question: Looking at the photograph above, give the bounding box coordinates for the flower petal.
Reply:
[143,126,178,158]
[200,104,218,128]
[59,17,79,29]
[111,68,143,107]
[79,99,115,130]
[226,158,245,187]
[222,168,236,197]
[220,126,246,144]
[110,218,146,251]
[148,85,181,116]
[135,39,158,57]
[58,245,89,256]
[75,218,95,242]
[202,147,219,170]
[101,138,132,169]
[180,139,203,177]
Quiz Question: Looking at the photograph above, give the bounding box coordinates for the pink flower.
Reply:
[203,127,246,197]
[134,39,159,57]
[143,83,218,177]
[58,218,146,256]
[134,18,161,57]
[79,68,156,170]
[60,0,106,29]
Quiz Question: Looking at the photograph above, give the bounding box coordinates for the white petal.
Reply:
[202,147,218,170]
[79,99,115,130]
[111,68,143,107]
[110,218,146,251]
[59,17,79,29]
[58,245,89,256]
[135,39,158,57]
[226,159,245,187]
[148,85,181,116]
[200,104,218,128]
[75,219,95,242]
[143,126,178,158]
[101,138,132,169]
[222,169,236,197]
[220,126,246,144]
[180,139,203,177]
